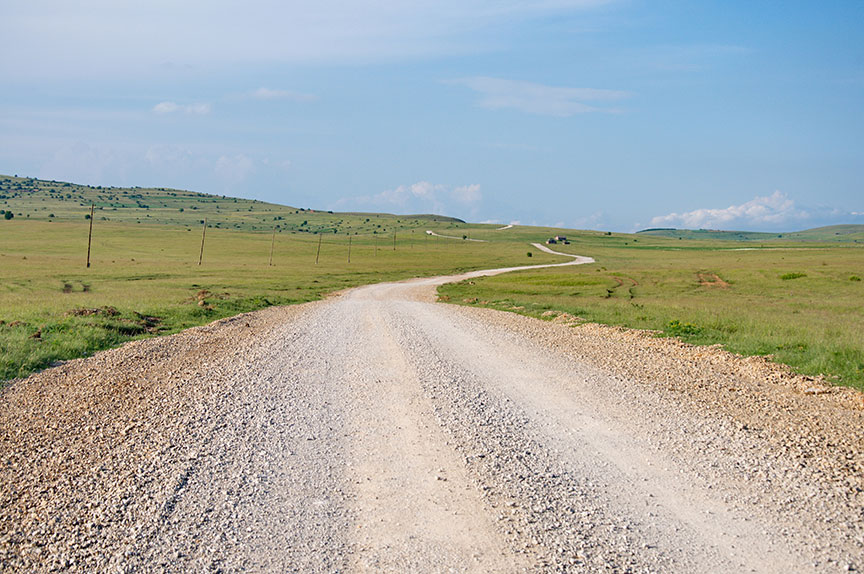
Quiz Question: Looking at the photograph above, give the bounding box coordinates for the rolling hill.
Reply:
[0,175,464,235]
[637,224,864,243]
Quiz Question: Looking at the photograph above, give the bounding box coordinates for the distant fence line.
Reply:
[79,216,473,268]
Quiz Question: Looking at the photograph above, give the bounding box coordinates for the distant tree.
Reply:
[4,211,13,220]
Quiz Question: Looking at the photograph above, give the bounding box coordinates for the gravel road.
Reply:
[2,255,863,572]
[425,231,488,242]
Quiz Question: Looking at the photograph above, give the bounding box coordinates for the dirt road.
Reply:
[1,257,863,572]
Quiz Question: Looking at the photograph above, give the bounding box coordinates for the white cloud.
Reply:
[39,141,129,185]
[378,181,482,207]
[650,191,810,229]
[452,183,481,203]
[249,87,316,102]
[152,102,180,114]
[3,1,611,78]
[374,182,445,206]
[335,181,482,216]
[215,154,254,185]
[451,77,628,116]
[152,101,212,115]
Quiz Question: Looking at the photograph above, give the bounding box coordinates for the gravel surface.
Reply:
[2,257,862,573]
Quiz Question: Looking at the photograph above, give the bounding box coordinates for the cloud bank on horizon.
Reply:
[333,181,483,218]
[0,1,861,232]
[649,191,863,232]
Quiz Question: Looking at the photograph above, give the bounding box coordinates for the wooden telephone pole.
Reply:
[86,204,94,268]
[198,218,207,265]
[269,225,277,266]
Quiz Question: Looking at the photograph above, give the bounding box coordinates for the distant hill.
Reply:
[637,224,864,243]
[0,175,465,234]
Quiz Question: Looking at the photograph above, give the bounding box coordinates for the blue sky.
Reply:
[1,0,862,231]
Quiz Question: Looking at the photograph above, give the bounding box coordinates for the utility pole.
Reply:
[393,229,396,251]
[268,225,276,266]
[347,235,352,263]
[86,203,94,268]
[198,218,207,265]
[315,233,322,264]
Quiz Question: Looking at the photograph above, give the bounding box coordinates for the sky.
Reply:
[1,0,862,232]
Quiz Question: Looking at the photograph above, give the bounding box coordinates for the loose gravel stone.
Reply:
[1,261,862,573]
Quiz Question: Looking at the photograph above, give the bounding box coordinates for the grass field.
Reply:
[0,174,531,381]
[441,230,864,391]
[0,217,552,382]
[3,174,863,391]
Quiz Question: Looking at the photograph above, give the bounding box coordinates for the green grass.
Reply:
[0,218,558,382]
[440,239,864,391]
[3,174,864,392]
[0,174,464,234]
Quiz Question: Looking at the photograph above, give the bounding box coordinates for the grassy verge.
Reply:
[4,206,863,392]
[439,239,864,391]
[0,220,552,382]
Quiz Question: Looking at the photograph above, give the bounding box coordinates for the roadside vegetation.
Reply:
[441,232,864,391]
[0,214,552,382]
[3,174,863,391]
